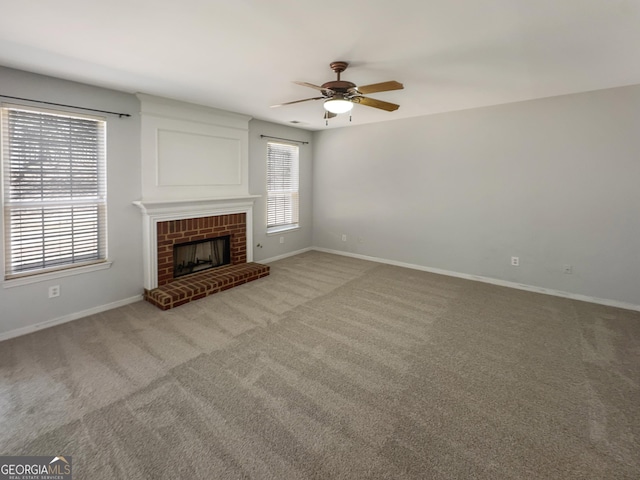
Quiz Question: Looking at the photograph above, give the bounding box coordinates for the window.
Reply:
[1,105,107,279]
[267,142,299,232]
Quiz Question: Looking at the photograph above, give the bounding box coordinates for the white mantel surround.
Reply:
[133,196,259,290]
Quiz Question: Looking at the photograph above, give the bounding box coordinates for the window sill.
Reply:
[267,225,300,235]
[3,261,113,288]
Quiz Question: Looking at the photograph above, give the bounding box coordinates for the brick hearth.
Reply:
[144,262,269,310]
[144,212,269,309]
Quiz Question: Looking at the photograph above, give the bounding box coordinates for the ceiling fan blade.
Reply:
[355,81,404,95]
[355,96,400,112]
[323,111,337,119]
[271,97,324,108]
[294,81,330,93]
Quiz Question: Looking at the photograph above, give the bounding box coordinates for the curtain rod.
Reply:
[0,94,131,118]
[260,134,309,145]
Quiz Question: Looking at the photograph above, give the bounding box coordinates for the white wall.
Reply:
[248,119,313,261]
[313,85,640,307]
[0,67,143,338]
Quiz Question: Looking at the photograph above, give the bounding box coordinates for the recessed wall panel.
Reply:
[157,130,241,186]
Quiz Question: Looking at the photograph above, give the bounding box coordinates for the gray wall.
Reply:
[0,67,143,336]
[2,64,637,338]
[248,119,313,261]
[312,85,640,306]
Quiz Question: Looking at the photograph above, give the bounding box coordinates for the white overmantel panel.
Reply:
[137,93,252,201]
[133,196,260,290]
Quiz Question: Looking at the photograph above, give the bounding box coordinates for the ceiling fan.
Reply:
[271,61,403,121]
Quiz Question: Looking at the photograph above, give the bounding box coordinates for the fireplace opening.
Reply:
[173,235,231,278]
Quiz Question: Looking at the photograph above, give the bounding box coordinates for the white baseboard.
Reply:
[313,247,640,313]
[259,247,314,264]
[3,246,637,343]
[0,247,311,343]
[0,294,144,343]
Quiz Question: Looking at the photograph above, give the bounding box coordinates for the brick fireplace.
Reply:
[134,197,269,310]
[157,213,246,286]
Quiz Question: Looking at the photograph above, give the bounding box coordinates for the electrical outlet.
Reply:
[563,264,573,274]
[48,285,60,298]
[341,234,347,242]
[511,256,519,266]
[279,236,284,244]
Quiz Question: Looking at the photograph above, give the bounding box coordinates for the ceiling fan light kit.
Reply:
[272,61,403,124]
[324,95,353,114]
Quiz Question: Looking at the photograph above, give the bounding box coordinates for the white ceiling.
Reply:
[1,0,639,130]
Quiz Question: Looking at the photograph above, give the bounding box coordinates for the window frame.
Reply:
[266,141,300,234]
[1,103,110,285]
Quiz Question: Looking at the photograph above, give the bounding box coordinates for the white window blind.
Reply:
[1,105,107,278]
[267,142,299,231]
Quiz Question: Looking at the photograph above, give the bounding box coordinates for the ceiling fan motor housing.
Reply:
[321,80,357,93]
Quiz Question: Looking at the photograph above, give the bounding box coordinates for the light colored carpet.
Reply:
[0,251,638,479]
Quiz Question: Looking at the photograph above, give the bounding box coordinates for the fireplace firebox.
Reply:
[173,235,230,278]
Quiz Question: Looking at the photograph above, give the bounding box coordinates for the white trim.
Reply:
[133,196,260,214]
[3,261,113,288]
[313,247,640,313]
[133,196,259,290]
[2,247,636,343]
[0,294,143,343]
[260,247,313,264]
[266,225,300,235]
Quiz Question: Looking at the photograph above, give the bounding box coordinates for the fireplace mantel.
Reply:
[134,196,260,289]
[133,196,260,216]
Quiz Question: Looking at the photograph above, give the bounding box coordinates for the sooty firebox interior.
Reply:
[173,235,230,278]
